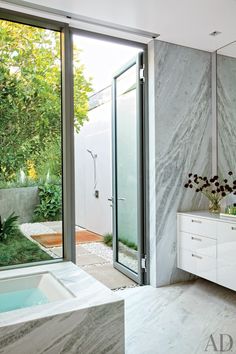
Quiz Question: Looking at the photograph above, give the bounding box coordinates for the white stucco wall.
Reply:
[74,100,112,236]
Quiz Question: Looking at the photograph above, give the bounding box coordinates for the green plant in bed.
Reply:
[33,183,62,222]
[0,213,51,266]
[0,213,19,241]
[103,233,137,250]
[104,233,113,247]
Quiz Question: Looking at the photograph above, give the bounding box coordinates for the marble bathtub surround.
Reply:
[148,40,212,287]
[184,171,236,213]
[0,262,124,354]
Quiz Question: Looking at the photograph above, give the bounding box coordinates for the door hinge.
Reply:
[139,65,145,83]
[141,255,147,271]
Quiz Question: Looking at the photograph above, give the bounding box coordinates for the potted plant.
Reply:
[184,171,236,213]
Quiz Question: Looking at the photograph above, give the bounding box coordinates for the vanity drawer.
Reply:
[179,215,216,238]
[178,249,216,282]
[179,232,216,258]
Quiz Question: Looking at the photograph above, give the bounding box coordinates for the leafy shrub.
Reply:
[103,233,137,251]
[36,137,62,181]
[33,183,62,222]
[104,233,113,247]
[0,213,19,242]
[0,20,92,185]
[119,238,138,251]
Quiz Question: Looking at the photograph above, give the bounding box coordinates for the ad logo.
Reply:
[205,334,233,352]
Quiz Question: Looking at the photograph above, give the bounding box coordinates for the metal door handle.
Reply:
[108,197,125,203]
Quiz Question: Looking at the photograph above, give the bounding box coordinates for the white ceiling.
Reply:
[2,0,236,52]
[218,42,236,58]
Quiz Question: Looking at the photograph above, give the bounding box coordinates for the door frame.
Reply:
[112,54,144,284]
[71,28,149,285]
[0,10,149,281]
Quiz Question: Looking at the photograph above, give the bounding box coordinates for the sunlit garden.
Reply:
[0,19,91,266]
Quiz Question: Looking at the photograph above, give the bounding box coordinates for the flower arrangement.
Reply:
[184,171,236,213]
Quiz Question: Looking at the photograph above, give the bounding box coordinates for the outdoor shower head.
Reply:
[86,149,98,190]
[86,149,97,159]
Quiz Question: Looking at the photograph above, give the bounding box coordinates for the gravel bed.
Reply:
[20,222,55,237]
[118,253,138,273]
[81,242,113,263]
[82,242,138,272]
[113,284,140,292]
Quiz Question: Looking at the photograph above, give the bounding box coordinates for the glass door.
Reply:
[112,53,144,284]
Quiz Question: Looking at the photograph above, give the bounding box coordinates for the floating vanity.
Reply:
[0,262,124,354]
[177,211,236,291]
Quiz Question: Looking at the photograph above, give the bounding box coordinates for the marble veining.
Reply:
[152,41,212,286]
[0,262,124,354]
[217,54,236,177]
[119,279,236,354]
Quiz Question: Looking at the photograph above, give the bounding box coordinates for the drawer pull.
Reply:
[191,236,202,241]
[192,254,202,259]
[191,219,202,224]
[231,226,236,231]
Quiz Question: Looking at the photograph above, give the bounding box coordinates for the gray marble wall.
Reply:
[217,54,236,176]
[149,40,212,287]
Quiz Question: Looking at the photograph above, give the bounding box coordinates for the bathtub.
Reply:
[0,272,74,313]
[0,262,124,354]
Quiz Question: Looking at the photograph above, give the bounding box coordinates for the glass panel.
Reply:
[116,64,139,273]
[0,19,63,266]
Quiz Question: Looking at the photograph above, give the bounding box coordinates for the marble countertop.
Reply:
[177,210,236,223]
[0,262,123,328]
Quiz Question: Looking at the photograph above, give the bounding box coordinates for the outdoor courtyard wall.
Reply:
[0,187,39,223]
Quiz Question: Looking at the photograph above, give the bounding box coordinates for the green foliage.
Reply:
[0,229,51,266]
[0,179,38,190]
[103,233,138,250]
[33,183,62,222]
[103,233,113,247]
[119,238,138,251]
[36,136,62,179]
[0,213,19,242]
[0,20,92,184]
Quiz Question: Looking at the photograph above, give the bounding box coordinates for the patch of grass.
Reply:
[0,229,52,267]
[103,233,113,247]
[103,233,137,251]
[119,238,138,251]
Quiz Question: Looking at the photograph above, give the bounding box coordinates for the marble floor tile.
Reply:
[118,279,236,354]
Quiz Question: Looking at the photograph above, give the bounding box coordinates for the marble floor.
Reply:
[118,279,236,354]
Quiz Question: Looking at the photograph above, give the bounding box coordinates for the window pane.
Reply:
[116,64,139,273]
[0,19,63,267]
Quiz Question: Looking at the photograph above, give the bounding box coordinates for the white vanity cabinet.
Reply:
[217,222,236,290]
[177,211,236,291]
